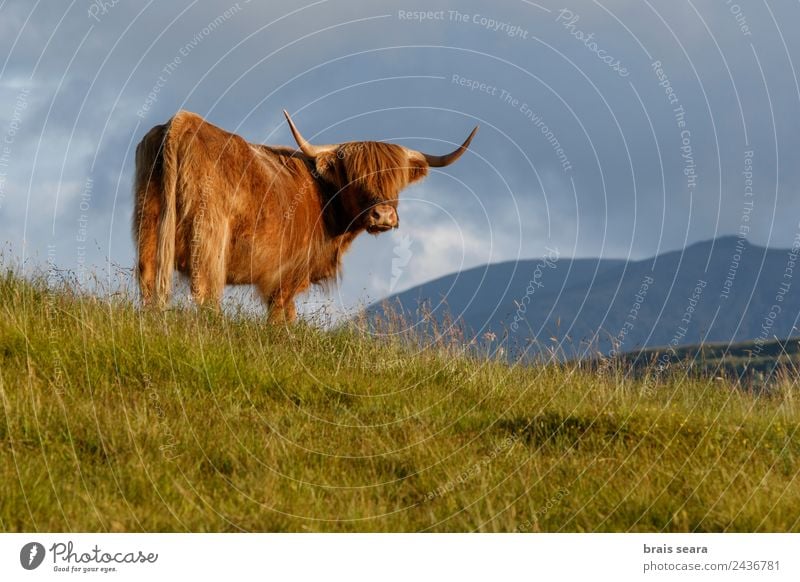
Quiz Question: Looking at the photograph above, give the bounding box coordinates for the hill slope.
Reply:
[1,270,799,532]
[370,237,800,357]
[613,337,800,386]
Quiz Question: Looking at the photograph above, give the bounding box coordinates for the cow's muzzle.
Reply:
[366,204,398,234]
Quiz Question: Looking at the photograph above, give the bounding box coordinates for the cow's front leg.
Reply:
[264,280,308,324]
[267,296,297,324]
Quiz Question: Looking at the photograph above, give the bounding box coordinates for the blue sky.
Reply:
[1,0,799,315]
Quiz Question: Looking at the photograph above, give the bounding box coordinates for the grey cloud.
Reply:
[1,0,799,313]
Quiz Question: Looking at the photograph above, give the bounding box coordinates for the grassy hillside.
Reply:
[1,269,799,532]
[619,338,800,386]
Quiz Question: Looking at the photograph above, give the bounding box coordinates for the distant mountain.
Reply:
[366,236,800,357]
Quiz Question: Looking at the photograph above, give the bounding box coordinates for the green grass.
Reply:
[0,268,799,532]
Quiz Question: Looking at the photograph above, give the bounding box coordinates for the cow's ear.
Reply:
[407,156,429,183]
[314,151,342,184]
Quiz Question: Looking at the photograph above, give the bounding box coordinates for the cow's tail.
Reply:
[155,116,180,307]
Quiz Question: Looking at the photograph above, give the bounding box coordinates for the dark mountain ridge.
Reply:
[367,236,800,357]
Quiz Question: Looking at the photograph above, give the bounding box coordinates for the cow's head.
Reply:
[284,110,477,234]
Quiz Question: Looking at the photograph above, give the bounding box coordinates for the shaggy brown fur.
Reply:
[133,110,438,322]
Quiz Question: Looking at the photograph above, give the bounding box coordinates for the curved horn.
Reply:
[420,126,479,168]
[283,110,335,157]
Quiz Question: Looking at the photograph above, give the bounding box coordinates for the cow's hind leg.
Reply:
[189,217,229,309]
[134,180,161,305]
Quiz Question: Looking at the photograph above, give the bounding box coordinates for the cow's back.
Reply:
[164,112,325,287]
